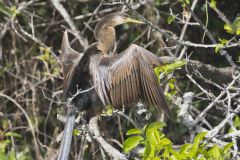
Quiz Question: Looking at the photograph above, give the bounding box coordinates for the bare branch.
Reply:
[51,0,88,50]
[160,56,235,84]
[89,116,128,160]
[182,0,240,69]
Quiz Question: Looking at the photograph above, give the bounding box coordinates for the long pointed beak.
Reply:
[125,17,144,24]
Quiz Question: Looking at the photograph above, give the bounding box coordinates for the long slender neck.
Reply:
[95,20,116,54]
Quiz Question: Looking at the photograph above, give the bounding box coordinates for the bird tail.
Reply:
[57,107,75,160]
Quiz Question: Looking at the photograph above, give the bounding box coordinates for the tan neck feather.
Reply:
[96,26,116,54]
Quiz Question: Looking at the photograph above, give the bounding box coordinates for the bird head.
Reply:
[107,12,144,27]
[94,12,144,53]
[95,12,144,35]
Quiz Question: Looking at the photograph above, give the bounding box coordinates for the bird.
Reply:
[58,12,171,160]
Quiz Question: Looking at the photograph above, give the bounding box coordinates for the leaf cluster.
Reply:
[0,124,30,160]
[123,122,233,160]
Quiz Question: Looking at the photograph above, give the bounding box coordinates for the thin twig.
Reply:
[89,116,128,160]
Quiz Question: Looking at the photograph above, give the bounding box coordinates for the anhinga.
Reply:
[58,12,171,160]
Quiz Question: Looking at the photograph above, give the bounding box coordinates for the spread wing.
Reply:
[91,44,171,115]
[61,31,83,92]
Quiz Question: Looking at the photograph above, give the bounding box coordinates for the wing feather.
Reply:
[91,44,171,115]
[61,31,83,93]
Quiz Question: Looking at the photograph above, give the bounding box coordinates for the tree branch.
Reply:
[159,56,234,84]
[51,0,88,50]
[89,116,128,160]
[182,0,240,69]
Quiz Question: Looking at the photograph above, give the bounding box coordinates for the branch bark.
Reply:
[51,0,88,50]
[159,56,234,84]
[89,116,128,160]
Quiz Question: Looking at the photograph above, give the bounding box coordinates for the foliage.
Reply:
[215,16,240,53]
[154,60,186,76]
[0,129,30,160]
[209,0,217,9]
[37,46,60,77]
[167,15,176,24]
[0,0,239,159]
[224,16,240,35]
[0,0,19,18]
[154,60,186,99]
[123,122,233,160]
[101,105,114,116]
[228,116,240,133]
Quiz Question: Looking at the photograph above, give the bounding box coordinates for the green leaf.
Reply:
[168,80,175,90]
[73,129,81,136]
[126,128,142,135]
[0,153,7,160]
[0,1,11,16]
[208,145,223,160]
[4,132,21,138]
[179,0,190,5]
[224,24,233,33]
[189,132,207,157]
[143,140,152,159]
[154,67,160,79]
[180,143,192,154]
[168,90,177,96]
[169,149,181,159]
[167,15,176,24]
[231,16,240,34]
[224,16,240,35]
[168,78,176,90]
[214,44,223,53]
[146,129,161,147]
[219,38,228,45]
[9,148,15,160]
[101,105,114,116]
[162,145,171,158]
[9,6,19,18]
[38,47,52,62]
[223,142,234,153]
[236,28,240,35]
[160,138,172,146]
[0,140,10,153]
[209,0,216,9]
[194,132,207,145]
[233,116,240,128]
[168,78,176,84]
[215,38,229,54]
[1,119,9,130]
[0,1,19,18]
[147,121,166,130]
[143,142,156,160]
[155,60,186,74]
[222,142,233,159]
[123,136,144,153]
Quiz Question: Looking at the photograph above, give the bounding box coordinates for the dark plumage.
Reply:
[62,13,170,114]
[58,12,171,160]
